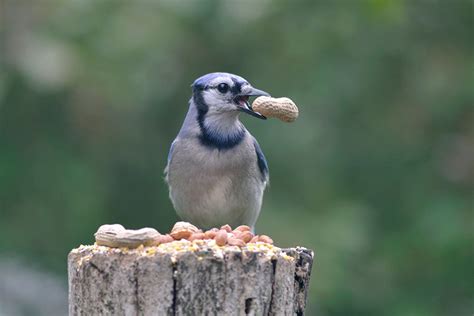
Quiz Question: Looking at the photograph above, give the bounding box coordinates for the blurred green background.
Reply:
[0,0,472,315]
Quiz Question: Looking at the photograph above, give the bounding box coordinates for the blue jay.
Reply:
[165,72,270,230]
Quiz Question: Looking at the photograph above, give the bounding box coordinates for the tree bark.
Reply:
[68,245,313,315]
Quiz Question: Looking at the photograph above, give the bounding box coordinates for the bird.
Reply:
[165,72,270,231]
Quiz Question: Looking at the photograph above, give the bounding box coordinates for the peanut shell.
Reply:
[170,221,200,240]
[94,224,161,248]
[157,234,174,244]
[252,96,299,122]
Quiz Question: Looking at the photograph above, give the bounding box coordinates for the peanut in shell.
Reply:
[252,96,299,123]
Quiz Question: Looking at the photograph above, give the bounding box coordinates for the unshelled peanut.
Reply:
[252,96,299,122]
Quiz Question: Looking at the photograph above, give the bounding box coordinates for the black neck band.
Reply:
[193,93,245,150]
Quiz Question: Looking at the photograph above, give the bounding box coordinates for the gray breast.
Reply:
[166,135,264,229]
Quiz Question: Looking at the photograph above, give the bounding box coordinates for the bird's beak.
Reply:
[235,86,270,120]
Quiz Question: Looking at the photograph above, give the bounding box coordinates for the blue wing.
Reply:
[167,139,177,165]
[164,139,177,179]
[253,138,269,183]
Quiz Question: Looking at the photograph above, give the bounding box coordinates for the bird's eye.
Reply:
[217,83,229,94]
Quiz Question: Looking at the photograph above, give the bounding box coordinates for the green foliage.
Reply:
[1,1,472,315]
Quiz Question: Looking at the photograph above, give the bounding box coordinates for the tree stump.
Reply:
[68,241,314,315]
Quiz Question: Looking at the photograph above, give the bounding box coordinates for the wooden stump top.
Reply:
[69,240,314,315]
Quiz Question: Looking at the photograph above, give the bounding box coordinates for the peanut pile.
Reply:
[252,96,299,122]
[94,221,273,249]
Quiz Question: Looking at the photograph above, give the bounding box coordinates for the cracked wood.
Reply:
[68,247,313,315]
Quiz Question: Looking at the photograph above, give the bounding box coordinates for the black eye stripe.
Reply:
[231,77,246,95]
[231,82,241,95]
[208,79,248,94]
